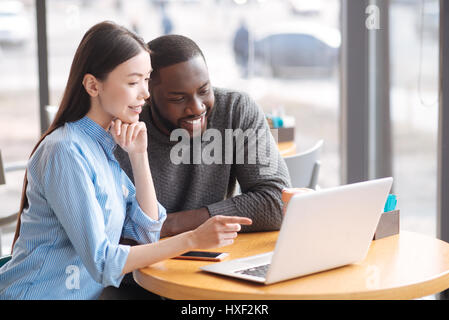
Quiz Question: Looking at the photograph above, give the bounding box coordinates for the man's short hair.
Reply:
[148,34,206,77]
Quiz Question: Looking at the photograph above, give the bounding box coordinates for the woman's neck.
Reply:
[86,100,113,130]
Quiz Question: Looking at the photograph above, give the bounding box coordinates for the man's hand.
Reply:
[161,207,210,238]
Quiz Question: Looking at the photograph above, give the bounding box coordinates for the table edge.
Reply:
[133,231,449,300]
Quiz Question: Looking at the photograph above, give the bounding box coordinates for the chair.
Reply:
[283,140,323,189]
[0,150,27,256]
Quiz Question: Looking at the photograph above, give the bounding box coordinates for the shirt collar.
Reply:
[74,116,117,159]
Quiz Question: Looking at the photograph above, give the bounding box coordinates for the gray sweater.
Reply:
[114,87,291,232]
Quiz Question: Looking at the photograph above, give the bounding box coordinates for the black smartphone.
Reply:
[174,251,229,261]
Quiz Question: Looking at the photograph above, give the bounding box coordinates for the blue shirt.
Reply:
[0,116,166,300]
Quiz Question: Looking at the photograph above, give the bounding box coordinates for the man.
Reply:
[115,34,291,239]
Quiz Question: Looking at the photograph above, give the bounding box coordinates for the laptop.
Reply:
[200,177,393,285]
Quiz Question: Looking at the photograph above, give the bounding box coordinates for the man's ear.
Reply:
[82,74,100,97]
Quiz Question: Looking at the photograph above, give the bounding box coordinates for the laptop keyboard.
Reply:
[234,264,270,278]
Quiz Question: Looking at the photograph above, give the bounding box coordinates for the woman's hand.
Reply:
[110,119,147,154]
[123,215,252,274]
[191,215,253,249]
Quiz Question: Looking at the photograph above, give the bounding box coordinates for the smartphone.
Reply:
[174,251,229,261]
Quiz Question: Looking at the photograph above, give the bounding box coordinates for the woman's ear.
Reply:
[82,74,99,97]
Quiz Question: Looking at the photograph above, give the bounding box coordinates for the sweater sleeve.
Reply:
[206,92,291,232]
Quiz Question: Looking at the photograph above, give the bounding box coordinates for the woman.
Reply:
[0,21,251,300]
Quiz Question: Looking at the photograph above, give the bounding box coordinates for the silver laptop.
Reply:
[201,177,393,285]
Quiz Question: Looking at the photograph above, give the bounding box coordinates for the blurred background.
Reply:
[0,0,440,260]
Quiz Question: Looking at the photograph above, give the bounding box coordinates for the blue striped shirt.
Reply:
[0,116,166,300]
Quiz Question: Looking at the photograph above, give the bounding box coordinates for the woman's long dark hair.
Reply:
[12,21,149,252]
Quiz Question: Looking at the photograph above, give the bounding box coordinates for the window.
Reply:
[390,0,439,236]
[0,0,37,254]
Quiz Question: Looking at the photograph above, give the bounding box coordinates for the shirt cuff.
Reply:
[103,244,130,288]
[124,200,167,244]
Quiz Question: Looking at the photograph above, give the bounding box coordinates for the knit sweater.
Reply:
[114,87,291,232]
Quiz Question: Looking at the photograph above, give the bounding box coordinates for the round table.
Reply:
[133,231,449,299]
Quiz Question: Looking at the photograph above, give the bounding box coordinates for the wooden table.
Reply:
[133,231,449,300]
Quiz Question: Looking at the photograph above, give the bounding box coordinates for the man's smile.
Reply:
[179,111,207,133]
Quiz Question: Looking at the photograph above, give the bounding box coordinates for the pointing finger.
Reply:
[223,223,242,232]
[216,216,252,226]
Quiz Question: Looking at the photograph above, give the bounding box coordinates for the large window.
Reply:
[0,0,37,162]
[0,0,37,254]
[390,0,439,236]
